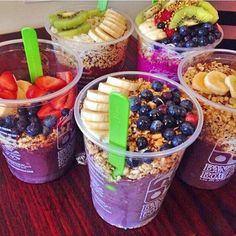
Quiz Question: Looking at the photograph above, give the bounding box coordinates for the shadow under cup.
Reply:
[0,39,83,184]
[74,71,203,229]
[178,49,236,190]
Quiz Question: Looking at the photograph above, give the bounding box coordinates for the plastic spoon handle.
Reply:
[97,0,108,12]
[108,92,129,177]
[21,27,43,83]
[152,0,157,4]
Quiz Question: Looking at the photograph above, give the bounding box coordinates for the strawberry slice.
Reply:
[185,112,198,126]
[160,10,173,22]
[0,88,17,99]
[50,94,67,110]
[64,88,76,109]
[26,85,47,99]
[37,104,61,120]
[56,71,73,84]
[0,71,17,92]
[35,76,67,92]
[164,28,175,38]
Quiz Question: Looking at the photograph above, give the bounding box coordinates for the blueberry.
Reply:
[136,137,148,150]
[140,89,153,101]
[163,128,176,141]
[157,22,165,29]
[171,134,187,147]
[162,92,172,101]
[26,122,42,137]
[0,117,4,127]
[30,116,40,123]
[208,33,215,44]
[171,88,181,98]
[197,28,208,37]
[160,143,173,151]
[157,104,167,115]
[173,96,181,105]
[180,99,193,112]
[148,109,163,121]
[129,96,141,112]
[10,127,21,135]
[175,41,185,48]
[150,120,163,133]
[126,158,141,168]
[166,100,175,107]
[202,22,214,31]
[176,118,185,125]
[152,81,163,91]
[179,26,190,36]
[161,38,171,44]
[16,119,28,132]
[179,107,187,117]
[28,106,39,117]
[61,108,70,116]
[4,115,17,128]
[184,35,191,42]
[42,126,52,136]
[185,40,195,48]
[139,105,151,116]
[192,37,198,45]
[180,122,195,135]
[171,32,181,43]
[43,115,57,128]
[143,150,153,164]
[17,107,28,116]
[162,115,176,128]
[198,36,208,46]
[153,95,164,106]
[136,116,151,131]
[167,105,182,118]
[214,30,222,39]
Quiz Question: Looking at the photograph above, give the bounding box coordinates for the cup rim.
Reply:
[74,71,204,159]
[178,48,236,113]
[45,5,134,47]
[0,38,83,105]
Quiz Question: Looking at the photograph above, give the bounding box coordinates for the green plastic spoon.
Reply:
[108,92,129,178]
[21,27,43,83]
[152,0,157,4]
[97,0,108,12]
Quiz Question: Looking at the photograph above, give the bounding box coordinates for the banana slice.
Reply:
[225,75,236,98]
[87,90,109,103]
[0,104,16,117]
[99,23,121,39]
[17,80,32,99]
[192,72,212,94]
[139,19,156,34]
[98,82,129,96]
[86,127,108,141]
[204,71,228,95]
[145,28,167,41]
[88,29,104,42]
[83,98,109,112]
[81,108,108,122]
[103,17,127,31]
[143,4,161,19]
[105,9,127,25]
[106,76,140,91]
[82,119,109,130]
[95,26,114,41]
[102,19,125,37]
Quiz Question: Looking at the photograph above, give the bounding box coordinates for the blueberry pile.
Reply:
[127,81,198,167]
[160,23,222,48]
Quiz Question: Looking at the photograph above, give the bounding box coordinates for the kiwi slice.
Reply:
[198,1,219,23]
[53,11,88,31]
[57,22,91,37]
[86,9,104,18]
[169,6,213,29]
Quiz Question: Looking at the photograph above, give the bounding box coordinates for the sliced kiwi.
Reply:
[86,9,104,18]
[198,1,219,23]
[57,22,91,37]
[53,11,88,31]
[169,6,213,29]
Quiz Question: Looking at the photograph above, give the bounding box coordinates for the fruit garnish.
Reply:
[159,9,173,22]
[63,88,77,109]
[50,94,67,110]
[0,88,17,99]
[0,71,17,92]
[35,76,67,92]
[17,80,32,99]
[56,71,73,84]
[185,112,198,126]
[164,28,175,38]
[37,104,61,120]
[192,72,212,94]
[225,75,236,98]
[26,85,47,99]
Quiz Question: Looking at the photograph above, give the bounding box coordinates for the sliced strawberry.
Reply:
[50,94,67,110]
[164,28,175,38]
[154,15,161,26]
[185,112,198,126]
[0,88,17,99]
[0,71,17,92]
[64,88,76,109]
[37,104,61,120]
[35,76,67,92]
[26,85,47,99]
[56,71,73,84]
[160,10,173,22]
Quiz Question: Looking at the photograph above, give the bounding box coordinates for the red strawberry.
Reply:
[164,28,175,38]
[37,104,61,120]
[0,88,17,99]
[35,76,66,92]
[64,88,76,109]
[50,94,67,110]
[0,71,17,92]
[154,15,161,26]
[26,85,47,99]
[185,112,198,126]
[160,10,173,22]
[56,71,73,84]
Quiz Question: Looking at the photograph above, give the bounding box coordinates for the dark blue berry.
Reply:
[166,100,175,107]
[173,96,181,105]
[143,150,153,164]
[17,107,28,116]
[163,115,176,128]
[197,28,208,37]
[152,81,163,91]
[150,120,163,133]
[140,89,153,101]
[42,126,52,136]
[176,118,185,125]
[28,107,39,117]
[43,115,57,128]
[161,38,171,44]
[214,30,222,39]
[175,41,185,47]
[180,122,195,135]
[179,26,190,36]
[61,108,70,116]
[136,116,151,131]
[26,122,42,137]
[185,40,195,48]
[30,116,40,123]
[171,88,181,98]
[160,143,173,151]
[10,127,20,135]
[171,134,187,147]
[179,107,187,117]
[126,158,141,168]
[139,105,151,116]
[171,32,181,43]
[208,33,215,44]
[129,96,141,112]
[192,37,198,45]
[163,128,176,141]
[202,22,214,31]
[16,119,28,132]
[0,117,4,127]
[148,109,163,121]
[157,22,165,29]
[180,99,193,112]
[136,137,148,150]
[162,92,172,101]
[153,95,164,106]
[4,115,17,128]
[198,36,208,46]
[184,35,191,42]
[167,105,182,118]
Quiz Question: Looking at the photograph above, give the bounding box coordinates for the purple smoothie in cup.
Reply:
[75,71,203,228]
[0,39,83,184]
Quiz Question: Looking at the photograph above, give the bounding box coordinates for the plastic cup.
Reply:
[0,39,83,184]
[178,49,236,190]
[45,6,134,88]
[74,71,203,229]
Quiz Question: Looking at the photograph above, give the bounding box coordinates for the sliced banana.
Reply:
[99,23,121,39]
[225,75,236,98]
[88,29,104,42]
[145,29,167,41]
[103,17,126,31]
[83,98,109,112]
[98,82,129,96]
[82,119,109,130]
[86,127,108,141]
[101,20,125,37]
[107,76,140,91]
[204,71,228,95]
[139,19,156,34]
[0,104,16,117]
[143,4,161,19]
[81,108,108,122]
[86,90,109,103]
[105,9,127,25]
[95,26,114,41]
[17,80,32,99]
[192,72,212,94]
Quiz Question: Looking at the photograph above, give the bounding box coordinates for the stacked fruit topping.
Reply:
[136,0,222,48]
[49,8,127,42]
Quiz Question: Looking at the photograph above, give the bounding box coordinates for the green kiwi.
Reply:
[86,9,104,18]
[57,22,91,37]
[198,1,219,23]
[53,11,88,31]
[169,6,213,29]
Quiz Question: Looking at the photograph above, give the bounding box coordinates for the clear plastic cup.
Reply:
[45,6,134,88]
[0,39,83,184]
[178,49,236,190]
[74,71,203,229]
